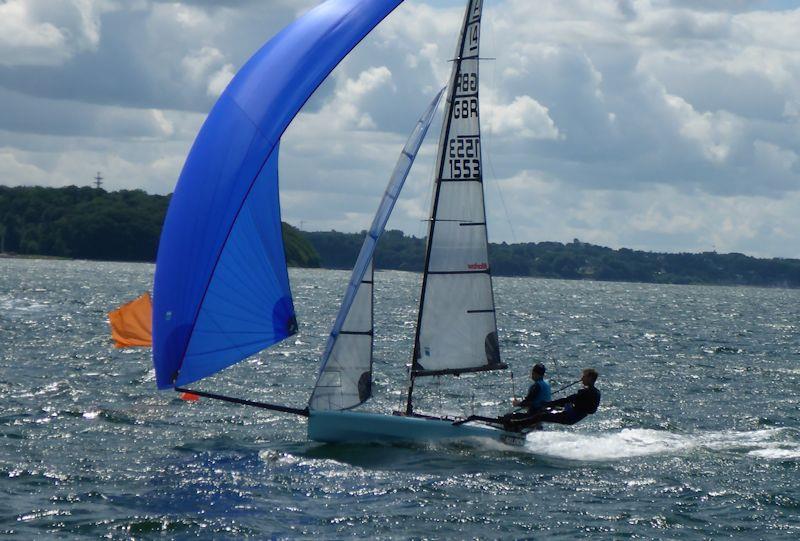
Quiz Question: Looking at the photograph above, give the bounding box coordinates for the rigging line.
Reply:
[553,380,581,394]
[481,0,517,245]
[487,155,517,243]
[437,375,443,417]
[416,110,439,242]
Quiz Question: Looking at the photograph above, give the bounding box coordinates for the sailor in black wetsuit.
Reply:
[505,368,601,429]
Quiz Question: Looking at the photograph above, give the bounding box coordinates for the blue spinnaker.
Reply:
[153,0,404,389]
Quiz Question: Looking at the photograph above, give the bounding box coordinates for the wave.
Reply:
[0,295,50,313]
[523,427,798,461]
[747,445,800,460]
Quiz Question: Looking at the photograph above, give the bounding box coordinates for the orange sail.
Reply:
[108,293,153,348]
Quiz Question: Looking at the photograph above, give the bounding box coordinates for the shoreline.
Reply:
[2,254,798,290]
[0,253,70,261]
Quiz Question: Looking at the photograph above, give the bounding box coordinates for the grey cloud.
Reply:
[633,10,733,43]
[617,0,637,20]
[0,1,306,111]
[0,86,172,138]
[660,0,784,13]
[650,64,786,122]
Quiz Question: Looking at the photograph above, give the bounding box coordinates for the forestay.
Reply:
[152,0,404,390]
[413,0,506,376]
[309,89,445,411]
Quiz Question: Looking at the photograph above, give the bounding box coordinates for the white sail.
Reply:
[310,261,374,411]
[413,0,505,376]
[309,88,446,411]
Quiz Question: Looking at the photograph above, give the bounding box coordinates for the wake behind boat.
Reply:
[151,0,541,448]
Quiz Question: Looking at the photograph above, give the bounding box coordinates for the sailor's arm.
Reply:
[545,391,578,408]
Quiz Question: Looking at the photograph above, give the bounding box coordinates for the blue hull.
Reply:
[308,410,527,447]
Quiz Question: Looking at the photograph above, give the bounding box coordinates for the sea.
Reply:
[1,258,798,539]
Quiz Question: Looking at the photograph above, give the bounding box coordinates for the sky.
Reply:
[1,0,800,258]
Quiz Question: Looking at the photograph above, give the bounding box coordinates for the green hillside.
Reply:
[303,230,800,288]
[0,185,319,267]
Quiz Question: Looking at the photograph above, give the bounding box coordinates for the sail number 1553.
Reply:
[447,137,480,180]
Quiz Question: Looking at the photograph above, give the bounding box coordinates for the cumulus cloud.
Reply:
[0,1,69,66]
[207,63,236,97]
[484,96,561,140]
[663,92,741,163]
[293,66,395,134]
[0,149,51,185]
[0,0,108,67]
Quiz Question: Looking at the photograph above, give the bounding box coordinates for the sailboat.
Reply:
[153,0,529,447]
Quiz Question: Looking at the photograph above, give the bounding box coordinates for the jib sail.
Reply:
[309,88,445,411]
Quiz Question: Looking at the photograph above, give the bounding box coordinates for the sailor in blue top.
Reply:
[513,363,551,413]
[499,363,552,427]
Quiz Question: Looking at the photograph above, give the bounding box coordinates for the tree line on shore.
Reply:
[0,185,318,267]
[304,230,800,287]
[2,185,799,288]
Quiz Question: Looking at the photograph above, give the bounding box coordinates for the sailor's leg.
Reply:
[503,411,545,431]
[501,412,531,422]
[537,411,575,425]
[538,411,589,425]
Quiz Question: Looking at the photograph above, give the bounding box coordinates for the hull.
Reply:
[308,410,527,447]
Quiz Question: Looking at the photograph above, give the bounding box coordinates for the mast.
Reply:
[406,0,505,414]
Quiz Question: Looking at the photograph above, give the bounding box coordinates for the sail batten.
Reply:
[309,88,446,411]
[412,0,503,377]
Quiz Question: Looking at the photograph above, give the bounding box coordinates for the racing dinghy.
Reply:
[152,0,529,447]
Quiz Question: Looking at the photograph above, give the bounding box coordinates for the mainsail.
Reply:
[152,0,404,390]
[412,0,505,376]
[309,89,445,411]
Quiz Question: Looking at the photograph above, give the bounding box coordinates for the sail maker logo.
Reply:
[468,262,488,270]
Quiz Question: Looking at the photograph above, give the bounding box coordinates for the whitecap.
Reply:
[525,428,690,460]
[523,427,795,461]
[747,445,800,460]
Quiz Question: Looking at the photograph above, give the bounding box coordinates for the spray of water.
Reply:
[522,428,800,461]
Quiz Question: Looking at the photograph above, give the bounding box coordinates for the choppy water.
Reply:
[1,258,798,539]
